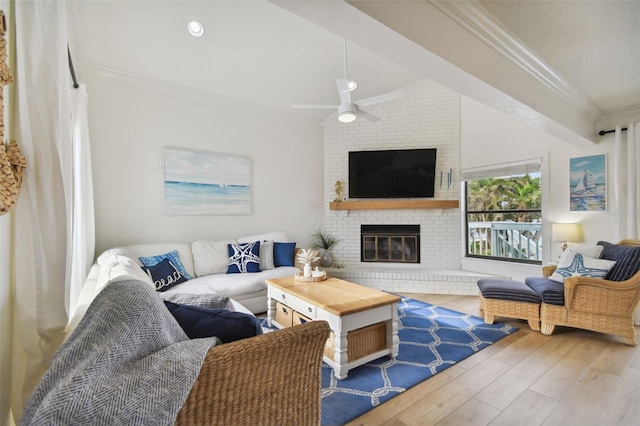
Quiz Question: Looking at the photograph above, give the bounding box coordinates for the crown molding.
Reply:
[429,0,602,122]
[596,104,640,131]
[85,63,321,126]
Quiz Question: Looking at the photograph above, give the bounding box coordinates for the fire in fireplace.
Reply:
[361,225,420,264]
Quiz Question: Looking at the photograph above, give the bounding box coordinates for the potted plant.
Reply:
[311,228,340,267]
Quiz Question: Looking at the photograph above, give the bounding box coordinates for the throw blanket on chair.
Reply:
[20,279,219,425]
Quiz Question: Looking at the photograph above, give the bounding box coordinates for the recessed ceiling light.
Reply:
[188,21,205,37]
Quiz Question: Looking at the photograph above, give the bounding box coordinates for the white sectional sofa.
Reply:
[71,232,304,334]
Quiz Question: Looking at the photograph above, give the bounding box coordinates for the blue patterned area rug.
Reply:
[263,297,517,426]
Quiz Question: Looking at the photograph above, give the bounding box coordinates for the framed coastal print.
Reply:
[163,147,252,215]
[569,154,606,211]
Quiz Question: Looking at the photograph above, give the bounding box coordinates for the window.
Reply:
[463,161,542,264]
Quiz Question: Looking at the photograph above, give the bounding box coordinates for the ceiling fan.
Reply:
[292,40,404,125]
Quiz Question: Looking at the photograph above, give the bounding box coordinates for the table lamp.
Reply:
[551,223,583,251]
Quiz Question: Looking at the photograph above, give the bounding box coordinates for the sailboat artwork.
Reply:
[570,154,606,211]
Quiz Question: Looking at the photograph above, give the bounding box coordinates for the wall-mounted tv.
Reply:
[349,148,437,198]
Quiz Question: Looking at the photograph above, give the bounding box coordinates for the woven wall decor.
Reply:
[0,10,25,216]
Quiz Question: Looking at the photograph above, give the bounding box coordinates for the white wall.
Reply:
[461,96,618,281]
[324,79,461,269]
[85,71,325,256]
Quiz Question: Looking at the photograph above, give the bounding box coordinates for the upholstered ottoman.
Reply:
[477,279,541,331]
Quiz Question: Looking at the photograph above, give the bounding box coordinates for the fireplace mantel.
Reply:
[329,200,459,210]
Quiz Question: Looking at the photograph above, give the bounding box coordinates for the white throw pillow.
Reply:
[192,240,237,277]
[557,244,604,265]
[238,232,288,244]
[550,249,616,283]
[259,240,275,270]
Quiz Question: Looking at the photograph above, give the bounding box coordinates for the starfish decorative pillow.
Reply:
[550,249,616,283]
[226,241,261,274]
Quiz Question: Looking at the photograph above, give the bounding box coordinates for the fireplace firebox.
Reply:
[361,225,420,264]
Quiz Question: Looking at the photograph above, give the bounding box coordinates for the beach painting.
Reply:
[164,147,251,215]
[570,154,606,211]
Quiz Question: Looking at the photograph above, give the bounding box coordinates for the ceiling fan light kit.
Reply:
[338,104,357,123]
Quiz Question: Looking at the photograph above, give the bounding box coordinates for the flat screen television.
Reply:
[348,148,437,198]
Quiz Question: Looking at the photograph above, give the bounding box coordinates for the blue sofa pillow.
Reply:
[273,242,296,267]
[141,258,188,292]
[164,301,263,343]
[139,250,193,280]
[226,241,261,274]
[597,241,640,281]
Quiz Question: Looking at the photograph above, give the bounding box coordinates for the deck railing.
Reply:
[468,221,542,261]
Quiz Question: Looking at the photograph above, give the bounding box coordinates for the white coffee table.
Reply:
[266,276,400,379]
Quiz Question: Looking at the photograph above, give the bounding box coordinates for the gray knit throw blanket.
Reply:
[20,279,219,425]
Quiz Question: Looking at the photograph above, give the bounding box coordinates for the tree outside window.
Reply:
[465,172,542,263]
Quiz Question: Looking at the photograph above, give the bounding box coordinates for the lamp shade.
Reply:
[551,223,583,242]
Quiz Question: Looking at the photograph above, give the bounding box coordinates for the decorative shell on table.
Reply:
[296,248,320,265]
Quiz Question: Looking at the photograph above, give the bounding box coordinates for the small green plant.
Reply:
[311,228,339,250]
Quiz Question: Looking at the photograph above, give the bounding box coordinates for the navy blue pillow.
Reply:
[598,241,640,281]
[141,258,188,292]
[164,301,263,343]
[273,242,296,267]
[226,241,261,274]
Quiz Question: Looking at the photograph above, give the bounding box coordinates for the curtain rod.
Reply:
[67,45,79,89]
[599,127,627,136]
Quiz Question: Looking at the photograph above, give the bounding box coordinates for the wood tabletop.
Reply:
[266,276,401,316]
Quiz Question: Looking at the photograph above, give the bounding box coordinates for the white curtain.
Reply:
[612,121,640,324]
[613,122,640,240]
[69,83,95,317]
[8,1,94,419]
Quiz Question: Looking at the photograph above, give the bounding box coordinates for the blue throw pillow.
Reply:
[141,258,188,292]
[273,242,296,267]
[164,301,263,343]
[139,250,193,280]
[226,241,261,274]
[598,241,640,281]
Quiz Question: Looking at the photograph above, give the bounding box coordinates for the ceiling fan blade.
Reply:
[356,108,380,122]
[319,111,338,127]
[291,104,338,110]
[356,89,404,107]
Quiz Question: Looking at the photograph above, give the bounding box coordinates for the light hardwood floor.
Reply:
[346,293,640,426]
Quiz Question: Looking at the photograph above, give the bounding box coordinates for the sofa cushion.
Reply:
[142,258,188,292]
[549,249,616,283]
[525,277,565,306]
[139,250,193,280]
[164,301,263,343]
[238,232,288,244]
[274,242,296,267]
[477,279,540,304]
[95,254,154,294]
[226,241,261,274]
[160,292,232,310]
[192,239,237,276]
[598,241,640,281]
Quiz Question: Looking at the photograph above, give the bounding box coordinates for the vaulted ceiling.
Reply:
[75,1,640,146]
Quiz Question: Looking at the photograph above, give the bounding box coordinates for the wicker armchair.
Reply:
[176,320,330,425]
[539,239,640,346]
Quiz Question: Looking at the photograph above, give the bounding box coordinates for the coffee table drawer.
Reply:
[270,288,317,319]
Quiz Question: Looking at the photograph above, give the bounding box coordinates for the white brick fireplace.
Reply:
[322,79,506,294]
